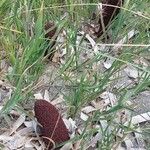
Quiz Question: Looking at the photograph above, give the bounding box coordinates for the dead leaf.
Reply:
[10,114,26,135]
[81,106,96,114]
[103,58,114,69]
[100,91,116,107]
[60,142,72,150]
[112,30,139,51]
[51,94,64,105]
[86,132,101,149]
[124,65,139,79]
[17,127,33,136]
[63,118,77,136]
[80,112,89,121]
[131,112,150,125]
[43,89,50,101]
[34,93,43,100]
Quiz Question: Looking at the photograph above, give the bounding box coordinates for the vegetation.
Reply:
[0,0,150,149]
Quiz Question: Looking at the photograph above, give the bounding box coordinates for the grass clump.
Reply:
[0,0,150,149]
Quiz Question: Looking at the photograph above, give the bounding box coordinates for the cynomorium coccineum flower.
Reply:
[96,0,124,37]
